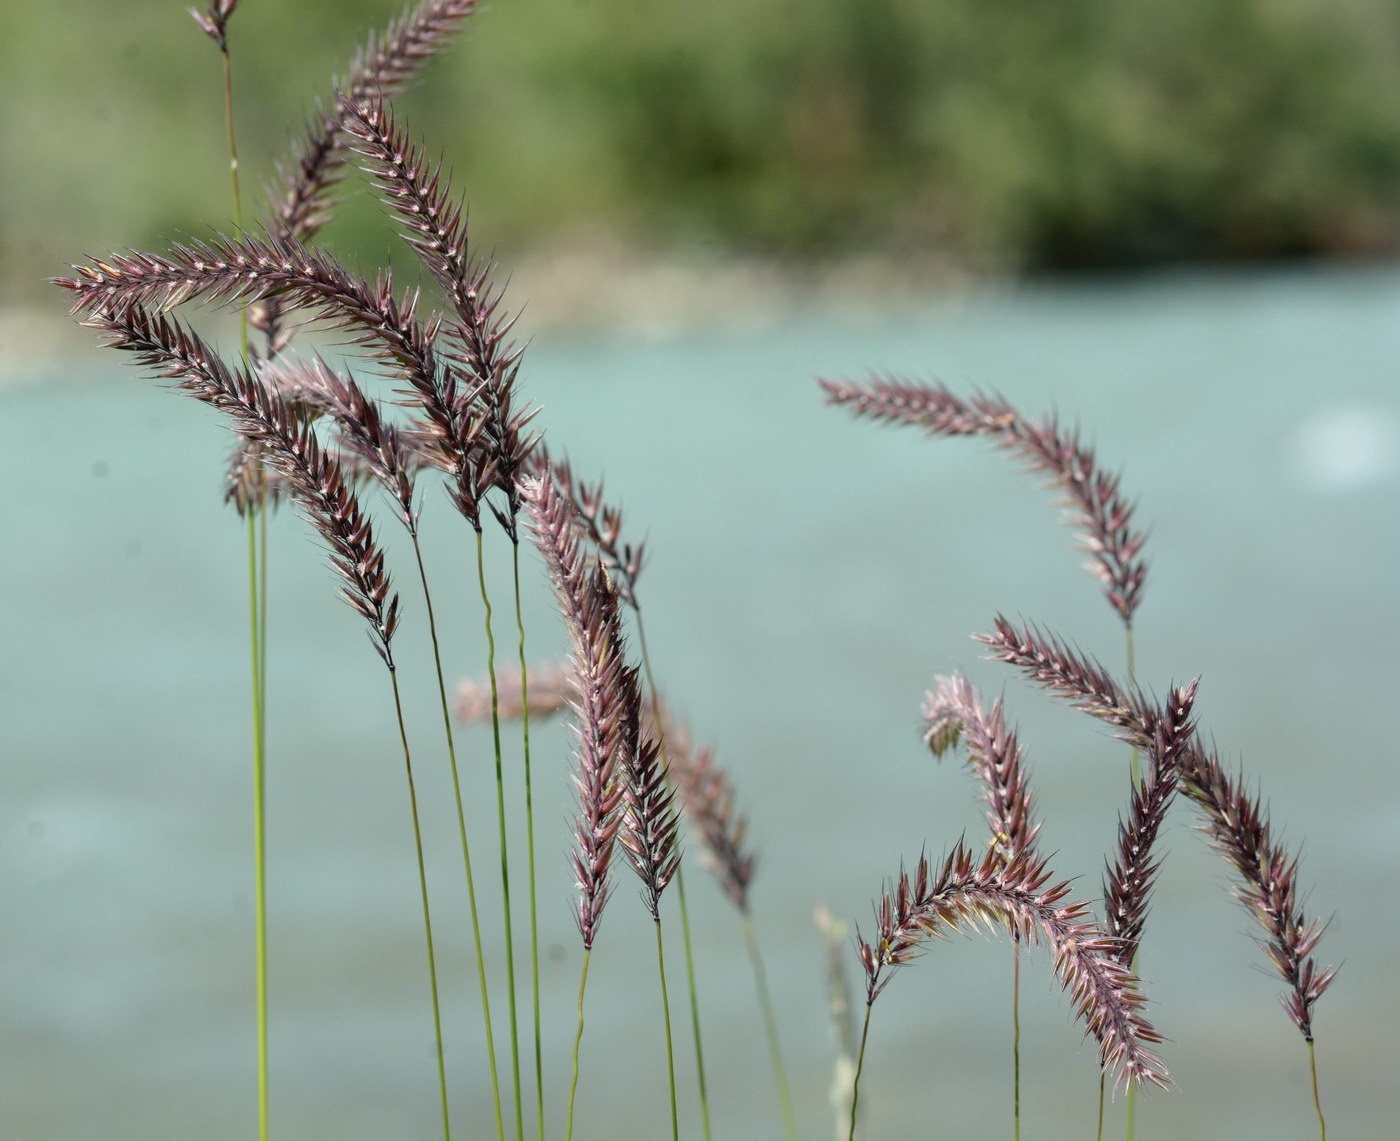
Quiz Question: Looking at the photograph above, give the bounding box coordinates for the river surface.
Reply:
[4,263,1398,1138]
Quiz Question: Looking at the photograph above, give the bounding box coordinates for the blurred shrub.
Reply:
[11,0,1400,304]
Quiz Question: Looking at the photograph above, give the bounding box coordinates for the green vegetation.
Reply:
[15,0,1400,306]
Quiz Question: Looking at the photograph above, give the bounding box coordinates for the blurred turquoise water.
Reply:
[4,264,1398,1138]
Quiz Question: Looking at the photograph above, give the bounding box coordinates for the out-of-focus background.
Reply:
[6,1,1400,1139]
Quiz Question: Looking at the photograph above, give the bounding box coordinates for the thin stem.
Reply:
[476,529,523,1141]
[389,669,451,1141]
[1013,937,1021,1141]
[510,541,543,1141]
[1097,1074,1105,1141]
[848,1004,873,1141]
[635,615,713,1139]
[1308,1039,1326,1140]
[223,38,265,1141]
[654,920,680,1141]
[742,914,797,1141]
[564,949,592,1141]
[245,510,268,1141]
[414,537,504,1141]
[1124,623,1138,1141]
[673,869,713,1141]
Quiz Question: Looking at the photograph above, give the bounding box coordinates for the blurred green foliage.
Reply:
[10,0,1400,305]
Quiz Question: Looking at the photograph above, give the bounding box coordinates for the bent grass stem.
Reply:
[413,538,504,1141]
[389,668,452,1141]
[848,1003,873,1141]
[635,614,713,1141]
[655,920,680,1141]
[219,32,267,1141]
[509,541,544,1141]
[1309,1040,1326,1140]
[476,529,523,1141]
[742,913,797,1141]
[564,949,592,1141]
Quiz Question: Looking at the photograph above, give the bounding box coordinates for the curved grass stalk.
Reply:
[847,1005,873,1141]
[207,14,268,1138]
[655,920,680,1141]
[389,669,452,1141]
[1309,1040,1326,1140]
[635,616,713,1141]
[742,914,797,1141]
[509,542,544,1141]
[1123,625,1139,1141]
[475,529,523,1141]
[564,949,592,1141]
[413,539,504,1141]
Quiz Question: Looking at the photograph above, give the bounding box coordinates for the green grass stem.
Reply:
[219,31,267,1141]
[413,538,504,1141]
[1124,624,1138,1141]
[389,669,452,1141]
[475,528,523,1141]
[742,914,797,1141]
[847,1003,873,1141]
[1309,1039,1326,1140]
[509,541,544,1141]
[654,920,680,1141]
[635,614,713,1140]
[245,510,268,1141]
[1013,937,1021,1141]
[564,949,592,1141]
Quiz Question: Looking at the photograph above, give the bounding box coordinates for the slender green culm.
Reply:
[1308,1040,1326,1140]
[1124,624,1139,1141]
[742,914,797,1141]
[635,615,714,1140]
[1013,939,1022,1141]
[214,20,267,1141]
[848,1004,873,1141]
[389,669,452,1141]
[413,539,505,1141]
[475,529,523,1141]
[245,510,268,1141]
[655,920,680,1141]
[673,870,712,1140]
[509,542,544,1141]
[564,949,592,1141]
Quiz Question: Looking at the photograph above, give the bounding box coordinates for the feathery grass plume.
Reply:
[649,705,755,913]
[456,663,575,726]
[82,304,400,664]
[615,672,682,919]
[523,473,629,948]
[461,668,753,916]
[57,234,493,527]
[341,91,544,1136]
[532,449,646,604]
[264,352,507,1140]
[820,378,1146,625]
[1179,744,1337,1043]
[256,0,482,354]
[1101,681,1198,966]
[920,674,1042,1136]
[856,844,1168,1091]
[922,674,1040,864]
[524,471,631,1141]
[979,617,1335,1033]
[339,91,538,534]
[275,355,421,532]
